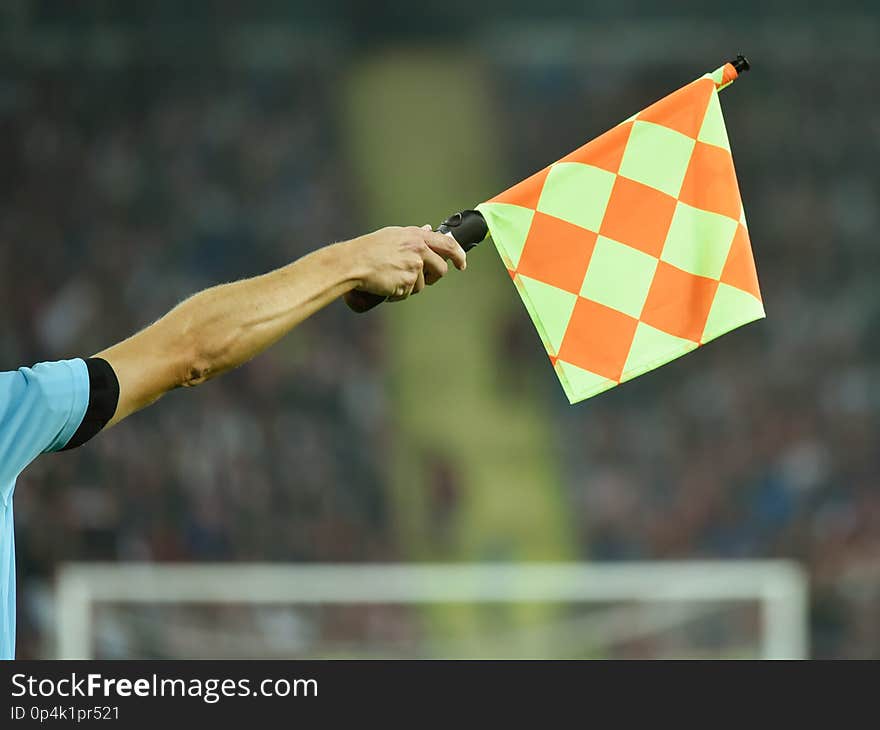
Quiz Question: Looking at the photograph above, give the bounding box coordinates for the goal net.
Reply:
[54,561,808,659]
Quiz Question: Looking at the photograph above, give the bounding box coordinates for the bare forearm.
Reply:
[173,241,362,384]
[96,241,363,424]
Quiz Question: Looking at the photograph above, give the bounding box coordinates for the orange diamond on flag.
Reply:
[559,121,634,174]
[599,176,677,258]
[720,224,761,300]
[557,298,638,381]
[678,141,742,220]
[487,166,551,210]
[640,262,718,342]
[516,212,597,294]
[637,77,714,139]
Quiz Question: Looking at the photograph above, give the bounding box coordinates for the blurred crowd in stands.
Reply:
[3,28,880,658]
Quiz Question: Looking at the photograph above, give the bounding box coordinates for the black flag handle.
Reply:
[344,209,489,313]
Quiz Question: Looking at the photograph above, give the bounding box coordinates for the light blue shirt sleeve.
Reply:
[0,359,90,505]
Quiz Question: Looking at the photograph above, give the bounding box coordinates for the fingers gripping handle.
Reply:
[345,210,489,313]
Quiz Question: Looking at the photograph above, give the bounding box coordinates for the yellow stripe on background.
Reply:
[341,48,575,656]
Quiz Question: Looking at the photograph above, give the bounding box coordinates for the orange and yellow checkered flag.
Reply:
[477,61,762,403]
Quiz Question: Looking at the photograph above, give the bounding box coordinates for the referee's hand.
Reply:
[343,225,467,307]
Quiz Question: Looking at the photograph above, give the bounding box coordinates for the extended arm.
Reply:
[95,226,466,428]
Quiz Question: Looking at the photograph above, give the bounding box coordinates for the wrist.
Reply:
[302,240,363,293]
[331,237,371,292]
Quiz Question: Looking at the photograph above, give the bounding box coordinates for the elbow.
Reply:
[177,331,218,389]
[181,358,212,388]
[178,329,240,389]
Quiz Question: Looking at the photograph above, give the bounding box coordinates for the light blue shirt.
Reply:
[1,359,90,659]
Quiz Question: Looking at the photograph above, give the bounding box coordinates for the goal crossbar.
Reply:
[55,561,809,659]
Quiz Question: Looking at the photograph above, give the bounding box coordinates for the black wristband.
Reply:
[60,357,120,451]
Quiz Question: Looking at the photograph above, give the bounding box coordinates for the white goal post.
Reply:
[54,561,808,659]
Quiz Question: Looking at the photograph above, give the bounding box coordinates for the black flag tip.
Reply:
[731,54,750,73]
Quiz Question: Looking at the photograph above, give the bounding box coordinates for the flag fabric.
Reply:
[477,62,763,404]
